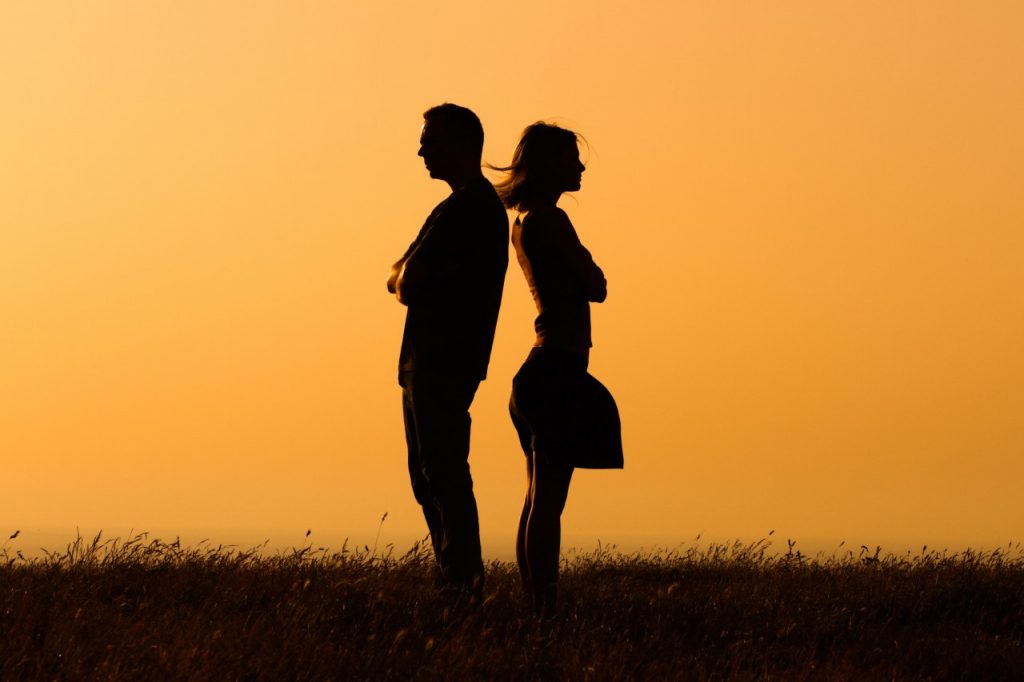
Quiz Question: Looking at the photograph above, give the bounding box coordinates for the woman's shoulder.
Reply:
[521,206,571,231]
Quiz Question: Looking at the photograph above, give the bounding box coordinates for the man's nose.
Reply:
[418,146,425,157]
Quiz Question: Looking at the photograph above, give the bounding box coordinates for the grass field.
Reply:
[2,532,1022,680]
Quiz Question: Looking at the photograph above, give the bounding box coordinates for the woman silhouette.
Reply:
[493,123,623,616]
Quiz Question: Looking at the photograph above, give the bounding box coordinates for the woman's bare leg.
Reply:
[516,453,534,598]
[524,453,573,617]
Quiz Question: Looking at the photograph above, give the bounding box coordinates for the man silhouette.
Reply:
[388,104,508,597]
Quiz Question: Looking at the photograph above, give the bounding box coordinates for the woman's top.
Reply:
[512,207,607,354]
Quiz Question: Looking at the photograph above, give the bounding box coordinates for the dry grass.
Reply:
[2,531,1023,680]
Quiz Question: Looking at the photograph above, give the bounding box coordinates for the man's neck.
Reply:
[444,168,485,192]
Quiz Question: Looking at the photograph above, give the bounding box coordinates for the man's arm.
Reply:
[387,207,443,303]
[388,253,425,305]
[390,191,504,306]
[389,203,464,306]
[386,259,404,294]
[396,242,466,305]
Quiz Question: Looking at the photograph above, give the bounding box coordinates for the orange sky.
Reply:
[2,2,1022,557]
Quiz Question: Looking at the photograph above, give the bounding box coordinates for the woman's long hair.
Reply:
[490,122,583,213]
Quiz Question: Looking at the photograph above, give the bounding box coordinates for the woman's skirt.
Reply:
[509,347,624,469]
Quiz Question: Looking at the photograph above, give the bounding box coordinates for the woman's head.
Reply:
[492,123,586,212]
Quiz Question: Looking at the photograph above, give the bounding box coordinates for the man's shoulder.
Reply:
[447,180,507,227]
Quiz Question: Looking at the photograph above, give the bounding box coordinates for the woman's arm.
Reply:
[572,240,607,303]
[526,208,607,302]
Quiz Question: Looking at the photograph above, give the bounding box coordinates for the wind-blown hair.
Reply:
[491,122,583,213]
[423,103,484,157]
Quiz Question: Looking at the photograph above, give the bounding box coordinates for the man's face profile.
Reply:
[418,119,455,180]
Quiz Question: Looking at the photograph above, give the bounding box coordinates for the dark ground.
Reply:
[2,534,1022,680]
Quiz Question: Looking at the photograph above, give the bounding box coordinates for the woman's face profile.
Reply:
[550,143,585,193]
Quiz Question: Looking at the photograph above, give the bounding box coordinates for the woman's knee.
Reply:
[530,476,572,515]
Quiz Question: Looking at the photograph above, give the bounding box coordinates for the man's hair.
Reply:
[423,103,484,157]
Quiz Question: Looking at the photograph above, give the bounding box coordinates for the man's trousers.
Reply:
[400,370,484,593]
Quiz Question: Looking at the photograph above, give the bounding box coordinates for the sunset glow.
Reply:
[3,1,1022,557]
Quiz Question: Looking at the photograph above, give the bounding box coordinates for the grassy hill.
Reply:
[2,533,1022,680]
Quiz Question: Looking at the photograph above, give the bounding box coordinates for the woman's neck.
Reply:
[524,192,561,213]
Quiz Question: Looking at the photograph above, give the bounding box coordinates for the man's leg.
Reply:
[404,370,484,593]
[401,373,444,564]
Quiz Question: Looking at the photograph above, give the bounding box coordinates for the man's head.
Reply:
[418,103,484,183]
